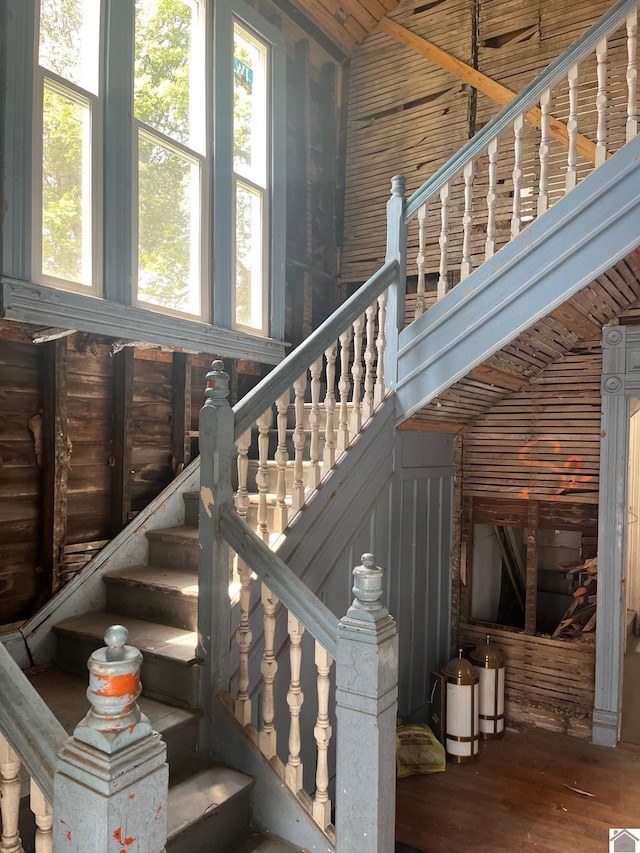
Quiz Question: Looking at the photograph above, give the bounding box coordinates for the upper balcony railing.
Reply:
[403,0,639,319]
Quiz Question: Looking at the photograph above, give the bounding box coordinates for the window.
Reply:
[28,0,284,338]
[34,0,101,291]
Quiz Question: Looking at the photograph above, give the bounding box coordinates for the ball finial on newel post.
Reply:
[204,359,230,407]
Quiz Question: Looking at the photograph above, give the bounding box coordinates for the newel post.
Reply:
[54,626,168,852]
[335,554,398,853]
[197,359,234,755]
[384,175,408,392]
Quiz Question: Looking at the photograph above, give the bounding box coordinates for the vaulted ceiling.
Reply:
[289,0,398,54]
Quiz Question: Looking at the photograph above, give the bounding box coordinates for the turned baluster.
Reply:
[259,584,278,759]
[337,326,352,454]
[511,113,524,239]
[363,304,376,421]
[285,614,305,793]
[627,11,638,142]
[538,89,551,217]
[460,160,474,281]
[30,781,52,853]
[234,428,251,526]
[350,314,364,437]
[566,63,579,192]
[256,408,272,543]
[308,357,322,490]
[595,37,608,167]
[292,373,307,512]
[374,291,387,404]
[234,559,254,726]
[312,642,333,830]
[415,203,428,319]
[436,182,450,300]
[322,344,337,476]
[274,390,290,533]
[0,735,23,853]
[485,136,499,260]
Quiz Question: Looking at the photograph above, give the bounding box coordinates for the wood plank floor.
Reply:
[396,725,640,852]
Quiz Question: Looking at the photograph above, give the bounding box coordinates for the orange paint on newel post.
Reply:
[53,626,168,851]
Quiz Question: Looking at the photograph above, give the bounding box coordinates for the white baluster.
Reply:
[627,11,638,142]
[538,89,551,217]
[485,136,499,260]
[0,735,23,853]
[566,63,579,192]
[595,37,608,167]
[337,326,352,455]
[313,642,333,830]
[350,315,364,438]
[274,390,290,533]
[234,559,253,726]
[436,182,450,300]
[256,408,272,543]
[363,304,376,421]
[30,780,52,853]
[260,583,278,759]
[374,290,387,404]
[308,357,322,490]
[322,344,337,476]
[511,113,524,239]
[415,203,428,319]
[460,160,474,280]
[285,614,305,793]
[234,428,251,526]
[292,373,307,512]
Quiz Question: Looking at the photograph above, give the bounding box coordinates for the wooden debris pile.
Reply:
[553,556,597,638]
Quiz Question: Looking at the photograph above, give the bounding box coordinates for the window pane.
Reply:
[234,23,267,186]
[42,83,92,285]
[138,134,201,315]
[135,0,204,149]
[235,182,264,329]
[38,0,100,94]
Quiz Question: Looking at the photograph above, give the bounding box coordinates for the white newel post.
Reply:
[335,554,398,853]
[53,625,168,852]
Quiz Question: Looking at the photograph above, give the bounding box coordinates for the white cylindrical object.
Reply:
[471,635,506,739]
[442,649,479,763]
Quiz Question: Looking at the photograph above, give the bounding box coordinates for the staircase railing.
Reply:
[198,229,403,848]
[403,0,639,319]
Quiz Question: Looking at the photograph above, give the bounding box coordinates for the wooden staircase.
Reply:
[24,487,303,853]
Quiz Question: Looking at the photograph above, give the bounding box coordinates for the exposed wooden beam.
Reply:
[172,352,192,475]
[377,17,598,165]
[111,348,134,534]
[41,338,69,596]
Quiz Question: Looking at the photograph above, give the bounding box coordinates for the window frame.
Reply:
[1,0,286,362]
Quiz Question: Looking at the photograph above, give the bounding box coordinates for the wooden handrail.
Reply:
[0,639,67,803]
[233,258,398,440]
[219,504,339,657]
[404,0,639,220]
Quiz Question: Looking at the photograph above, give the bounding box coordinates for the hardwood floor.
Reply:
[396,725,640,852]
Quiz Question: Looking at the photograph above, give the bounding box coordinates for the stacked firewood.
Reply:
[553,557,597,638]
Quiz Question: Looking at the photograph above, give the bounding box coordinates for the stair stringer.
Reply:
[396,134,640,423]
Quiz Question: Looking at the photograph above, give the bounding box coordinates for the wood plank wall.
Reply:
[341,0,625,287]
[455,342,603,736]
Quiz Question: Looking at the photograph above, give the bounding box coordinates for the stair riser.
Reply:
[167,790,251,853]
[55,631,199,708]
[147,533,199,572]
[105,578,197,632]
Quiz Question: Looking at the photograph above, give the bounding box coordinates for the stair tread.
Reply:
[26,666,197,736]
[54,610,198,664]
[104,564,199,593]
[146,525,200,541]
[167,761,254,840]
[229,831,304,852]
